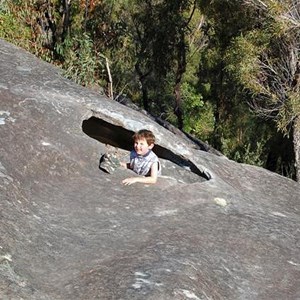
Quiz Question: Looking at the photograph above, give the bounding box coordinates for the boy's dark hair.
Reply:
[133,129,155,145]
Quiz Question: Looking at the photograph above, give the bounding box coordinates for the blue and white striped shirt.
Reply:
[130,150,161,176]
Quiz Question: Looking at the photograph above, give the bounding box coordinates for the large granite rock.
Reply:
[0,39,300,300]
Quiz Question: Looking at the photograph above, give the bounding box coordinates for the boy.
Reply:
[122,129,161,185]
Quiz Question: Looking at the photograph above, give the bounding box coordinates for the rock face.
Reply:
[0,39,300,300]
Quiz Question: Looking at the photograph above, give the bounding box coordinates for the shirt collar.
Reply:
[136,150,152,157]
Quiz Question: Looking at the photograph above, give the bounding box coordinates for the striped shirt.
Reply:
[130,150,161,176]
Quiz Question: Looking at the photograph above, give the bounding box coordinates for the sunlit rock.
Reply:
[1,39,300,300]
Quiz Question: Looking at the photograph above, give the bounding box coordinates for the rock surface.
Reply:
[0,39,300,300]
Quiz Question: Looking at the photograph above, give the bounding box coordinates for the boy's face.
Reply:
[134,138,154,156]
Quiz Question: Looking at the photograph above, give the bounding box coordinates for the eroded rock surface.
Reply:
[1,39,300,300]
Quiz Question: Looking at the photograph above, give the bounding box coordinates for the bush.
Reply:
[182,82,214,141]
[55,33,105,88]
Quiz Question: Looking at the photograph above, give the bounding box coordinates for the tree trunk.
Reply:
[212,61,226,150]
[84,0,90,32]
[293,115,300,182]
[61,0,71,42]
[135,63,150,111]
[174,83,183,129]
[174,30,186,130]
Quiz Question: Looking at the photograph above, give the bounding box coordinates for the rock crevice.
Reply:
[82,116,211,180]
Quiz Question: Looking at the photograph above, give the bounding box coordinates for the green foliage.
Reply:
[84,0,138,97]
[277,91,300,133]
[181,82,214,140]
[220,113,271,168]
[55,33,105,87]
[0,0,9,13]
[224,31,268,93]
[0,0,55,60]
[224,1,300,138]
[0,2,32,51]
[230,141,266,167]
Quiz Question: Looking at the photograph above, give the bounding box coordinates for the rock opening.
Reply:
[82,116,211,181]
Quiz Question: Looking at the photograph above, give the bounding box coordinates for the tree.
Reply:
[227,0,300,180]
[127,0,200,128]
[197,0,261,150]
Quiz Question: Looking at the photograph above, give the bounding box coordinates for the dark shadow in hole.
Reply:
[82,117,211,181]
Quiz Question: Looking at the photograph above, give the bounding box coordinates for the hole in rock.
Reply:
[82,117,210,182]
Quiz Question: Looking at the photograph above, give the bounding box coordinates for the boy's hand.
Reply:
[122,177,138,185]
[120,162,128,169]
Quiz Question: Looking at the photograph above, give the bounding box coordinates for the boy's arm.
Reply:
[120,162,131,169]
[122,162,158,185]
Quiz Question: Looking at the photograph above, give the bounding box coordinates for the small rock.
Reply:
[214,197,227,207]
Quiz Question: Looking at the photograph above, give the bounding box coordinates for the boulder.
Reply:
[0,39,300,299]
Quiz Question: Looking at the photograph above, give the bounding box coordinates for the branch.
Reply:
[105,57,113,100]
[185,0,197,27]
